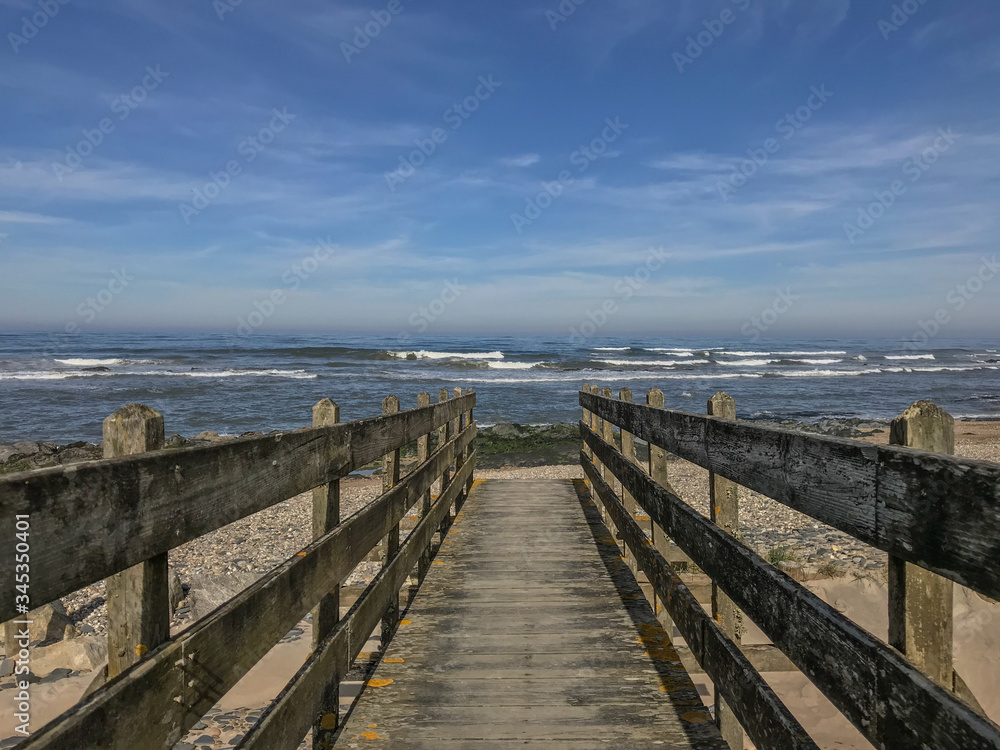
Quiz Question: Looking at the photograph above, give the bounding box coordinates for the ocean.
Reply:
[0,332,997,443]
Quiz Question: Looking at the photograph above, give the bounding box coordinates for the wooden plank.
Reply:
[19,424,476,750]
[706,392,743,750]
[103,404,169,679]
[887,400,954,691]
[0,393,475,623]
[236,454,477,750]
[582,423,1000,750]
[382,395,402,649]
[583,458,818,750]
[335,478,726,749]
[417,392,432,582]
[311,398,341,746]
[581,389,1000,601]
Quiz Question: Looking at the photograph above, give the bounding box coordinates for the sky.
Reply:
[0,0,998,341]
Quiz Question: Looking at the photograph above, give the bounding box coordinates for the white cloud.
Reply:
[500,154,540,168]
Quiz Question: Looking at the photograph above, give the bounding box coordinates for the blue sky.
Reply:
[0,0,998,340]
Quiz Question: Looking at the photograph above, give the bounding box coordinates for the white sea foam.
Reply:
[593,347,630,351]
[716,359,772,367]
[885,354,935,360]
[789,358,842,365]
[774,351,847,356]
[390,350,505,360]
[721,351,770,357]
[487,362,535,370]
[0,368,317,381]
[645,348,695,356]
[598,359,709,367]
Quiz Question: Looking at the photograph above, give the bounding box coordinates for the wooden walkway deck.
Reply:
[336,478,726,749]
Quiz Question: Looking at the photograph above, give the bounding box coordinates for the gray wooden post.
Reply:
[646,388,674,635]
[708,391,744,750]
[381,395,401,649]
[311,398,340,745]
[619,388,639,572]
[888,401,955,690]
[437,389,452,538]
[589,385,605,491]
[600,387,621,551]
[453,387,465,510]
[417,392,432,581]
[464,388,475,497]
[581,382,593,461]
[104,404,169,679]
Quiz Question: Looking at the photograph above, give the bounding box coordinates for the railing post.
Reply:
[417,392,432,581]
[646,387,674,635]
[888,401,955,689]
[464,388,475,497]
[589,385,605,489]
[619,388,639,572]
[707,391,744,750]
[311,398,340,746]
[581,382,593,462]
[453,387,465,510]
[104,404,169,679]
[381,395,401,649]
[438,389,452,538]
[600,387,620,551]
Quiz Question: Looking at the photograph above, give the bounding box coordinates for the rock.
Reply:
[187,572,256,622]
[169,570,186,614]
[12,441,41,457]
[165,434,191,449]
[0,658,13,677]
[195,431,222,442]
[56,442,101,465]
[0,445,21,464]
[777,560,805,580]
[28,601,78,644]
[30,635,107,676]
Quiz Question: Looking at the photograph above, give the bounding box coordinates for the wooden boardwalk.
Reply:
[336,478,725,749]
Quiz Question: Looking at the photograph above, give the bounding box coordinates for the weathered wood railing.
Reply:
[0,388,475,749]
[580,384,1000,750]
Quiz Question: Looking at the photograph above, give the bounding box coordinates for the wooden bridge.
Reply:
[2,384,1000,749]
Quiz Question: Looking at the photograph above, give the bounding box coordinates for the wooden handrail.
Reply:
[0,393,475,622]
[582,453,818,750]
[20,416,476,750]
[580,418,1000,750]
[581,389,1000,602]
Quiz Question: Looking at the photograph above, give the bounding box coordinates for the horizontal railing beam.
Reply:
[582,422,1000,750]
[581,390,1000,602]
[19,422,476,750]
[0,393,475,622]
[582,455,818,750]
